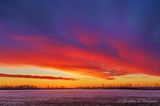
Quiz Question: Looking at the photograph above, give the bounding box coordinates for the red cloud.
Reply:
[0,32,159,80]
[0,73,76,80]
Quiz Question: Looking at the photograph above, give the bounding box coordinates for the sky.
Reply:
[0,0,160,87]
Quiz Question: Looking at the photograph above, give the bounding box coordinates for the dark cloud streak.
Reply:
[0,73,77,80]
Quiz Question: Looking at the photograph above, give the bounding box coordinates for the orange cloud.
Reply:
[0,32,159,80]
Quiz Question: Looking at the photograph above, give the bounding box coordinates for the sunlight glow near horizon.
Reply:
[0,65,160,88]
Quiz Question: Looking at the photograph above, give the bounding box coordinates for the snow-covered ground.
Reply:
[0,90,159,106]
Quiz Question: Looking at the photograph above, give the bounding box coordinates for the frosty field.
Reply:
[0,90,160,106]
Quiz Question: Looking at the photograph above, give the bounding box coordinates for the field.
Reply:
[0,90,160,106]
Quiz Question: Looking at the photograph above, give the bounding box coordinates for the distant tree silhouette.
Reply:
[0,83,160,90]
